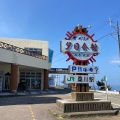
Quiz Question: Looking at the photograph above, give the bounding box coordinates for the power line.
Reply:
[97,32,116,41]
[52,10,120,64]
[53,52,61,57]
[53,56,67,63]
[91,9,120,34]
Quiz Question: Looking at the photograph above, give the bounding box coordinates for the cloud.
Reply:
[110,59,120,64]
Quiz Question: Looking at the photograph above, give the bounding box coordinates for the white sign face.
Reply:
[68,65,99,74]
[60,33,100,62]
[64,75,95,84]
[70,52,93,60]
[60,39,100,53]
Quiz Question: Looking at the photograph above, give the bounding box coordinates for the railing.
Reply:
[0,41,48,60]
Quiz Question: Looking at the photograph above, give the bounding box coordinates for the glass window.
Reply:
[49,49,54,63]
[20,74,25,77]
[26,72,30,75]
[20,71,42,89]
[20,72,25,74]
[24,48,42,55]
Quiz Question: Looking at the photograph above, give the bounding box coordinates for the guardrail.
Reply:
[95,90,120,94]
[0,41,48,60]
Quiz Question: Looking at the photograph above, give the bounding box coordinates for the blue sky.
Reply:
[0,0,120,88]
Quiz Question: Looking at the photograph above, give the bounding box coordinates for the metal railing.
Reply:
[0,41,48,60]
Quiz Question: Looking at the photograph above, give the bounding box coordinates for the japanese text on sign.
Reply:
[69,65,99,74]
[60,40,100,53]
[64,75,95,84]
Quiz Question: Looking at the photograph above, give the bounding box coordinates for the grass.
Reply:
[48,108,120,119]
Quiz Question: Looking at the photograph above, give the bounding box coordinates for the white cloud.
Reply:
[110,59,120,64]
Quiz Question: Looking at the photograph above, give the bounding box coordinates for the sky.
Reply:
[0,0,120,89]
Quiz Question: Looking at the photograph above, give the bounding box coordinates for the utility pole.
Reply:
[108,18,120,59]
[116,21,120,59]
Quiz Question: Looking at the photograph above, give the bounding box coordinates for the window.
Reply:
[24,48,42,55]
[49,49,54,63]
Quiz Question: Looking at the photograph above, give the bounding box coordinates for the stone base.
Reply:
[56,99,113,113]
[49,107,119,118]
[71,92,94,101]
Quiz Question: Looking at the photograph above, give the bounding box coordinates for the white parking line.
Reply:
[108,96,120,100]
[112,103,120,107]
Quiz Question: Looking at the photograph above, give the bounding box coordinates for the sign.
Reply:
[64,75,95,84]
[60,25,100,63]
[49,68,69,74]
[68,65,99,74]
[60,40,100,53]
[104,75,108,81]
[70,52,93,61]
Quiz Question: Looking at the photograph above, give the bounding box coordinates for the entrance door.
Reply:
[25,78,35,90]
[25,78,30,90]
[25,78,41,90]
[31,78,41,89]
[4,76,10,90]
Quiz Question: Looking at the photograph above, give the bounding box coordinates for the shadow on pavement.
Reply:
[0,88,74,106]
[0,95,62,106]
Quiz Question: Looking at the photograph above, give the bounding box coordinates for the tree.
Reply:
[96,80,105,89]
[96,80,112,91]
[107,85,112,90]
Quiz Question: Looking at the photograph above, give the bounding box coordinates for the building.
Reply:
[0,38,53,92]
[48,75,56,90]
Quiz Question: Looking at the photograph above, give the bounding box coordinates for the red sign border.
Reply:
[64,25,98,64]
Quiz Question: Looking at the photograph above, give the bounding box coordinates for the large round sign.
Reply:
[62,25,100,64]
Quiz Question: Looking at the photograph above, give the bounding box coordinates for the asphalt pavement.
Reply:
[94,91,120,110]
[0,89,120,120]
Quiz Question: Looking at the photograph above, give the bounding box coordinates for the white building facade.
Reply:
[0,38,53,92]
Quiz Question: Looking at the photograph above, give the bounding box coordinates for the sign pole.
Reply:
[104,75,108,100]
[92,62,95,91]
[75,73,77,91]
[105,81,108,101]
[75,61,89,92]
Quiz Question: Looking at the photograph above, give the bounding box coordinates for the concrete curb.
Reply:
[0,93,29,98]
[48,107,120,118]
[0,90,58,97]
[92,90,120,94]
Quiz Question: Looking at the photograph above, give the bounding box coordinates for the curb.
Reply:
[0,94,29,98]
[48,107,120,118]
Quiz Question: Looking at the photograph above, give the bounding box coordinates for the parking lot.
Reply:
[0,89,120,120]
